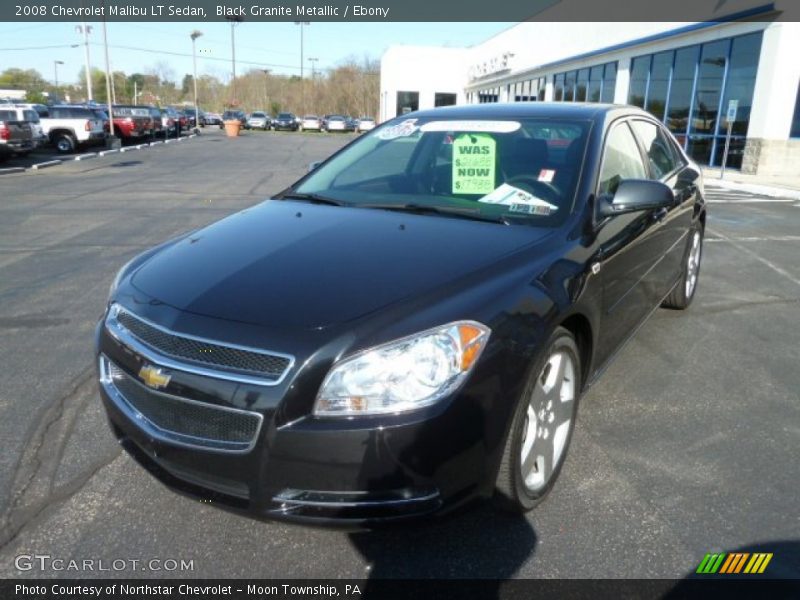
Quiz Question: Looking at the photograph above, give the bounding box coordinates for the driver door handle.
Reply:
[652,207,668,222]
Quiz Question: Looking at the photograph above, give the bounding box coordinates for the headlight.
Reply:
[314,321,490,417]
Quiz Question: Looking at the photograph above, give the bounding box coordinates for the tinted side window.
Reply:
[631,120,679,179]
[598,122,647,195]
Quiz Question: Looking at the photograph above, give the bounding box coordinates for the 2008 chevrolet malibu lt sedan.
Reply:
[96,103,705,524]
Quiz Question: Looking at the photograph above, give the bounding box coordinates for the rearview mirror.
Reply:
[308,161,322,172]
[598,179,674,218]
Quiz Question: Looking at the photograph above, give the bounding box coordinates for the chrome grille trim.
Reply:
[99,355,263,453]
[105,303,294,386]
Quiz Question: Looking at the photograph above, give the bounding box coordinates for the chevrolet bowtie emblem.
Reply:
[138,365,171,389]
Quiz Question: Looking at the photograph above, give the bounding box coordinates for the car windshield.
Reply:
[251,112,266,118]
[293,116,590,225]
[278,113,292,119]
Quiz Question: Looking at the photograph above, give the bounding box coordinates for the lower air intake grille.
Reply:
[103,357,262,452]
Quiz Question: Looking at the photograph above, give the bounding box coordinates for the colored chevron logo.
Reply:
[696,552,773,574]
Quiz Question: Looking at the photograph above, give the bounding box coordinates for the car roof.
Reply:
[408,102,646,123]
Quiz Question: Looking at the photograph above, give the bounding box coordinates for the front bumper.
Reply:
[94,308,507,525]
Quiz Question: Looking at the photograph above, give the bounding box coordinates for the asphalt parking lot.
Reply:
[0,127,798,580]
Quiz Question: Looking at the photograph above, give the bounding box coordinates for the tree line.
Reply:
[0,56,379,117]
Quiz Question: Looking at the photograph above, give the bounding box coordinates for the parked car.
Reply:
[110,105,151,141]
[299,115,322,131]
[0,108,34,161]
[247,111,270,130]
[161,107,183,136]
[324,115,348,132]
[5,105,46,149]
[89,108,110,135]
[180,109,197,129]
[146,106,163,138]
[37,104,106,153]
[204,112,222,126]
[272,112,298,131]
[356,117,376,133]
[220,110,247,129]
[97,103,705,524]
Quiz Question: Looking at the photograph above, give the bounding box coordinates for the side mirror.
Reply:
[308,161,322,172]
[597,179,674,218]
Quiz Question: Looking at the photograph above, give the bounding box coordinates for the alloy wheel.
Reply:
[519,350,576,492]
[685,230,702,298]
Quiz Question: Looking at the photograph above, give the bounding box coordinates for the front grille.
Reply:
[102,357,262,452]
[111,306,291,382]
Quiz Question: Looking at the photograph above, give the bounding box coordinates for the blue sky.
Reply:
[0,22,514,84]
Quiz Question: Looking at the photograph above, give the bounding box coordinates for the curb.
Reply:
[30,160,62,170]
[98,149,120,157]
[74,153,97,161]
[0,166,26,175]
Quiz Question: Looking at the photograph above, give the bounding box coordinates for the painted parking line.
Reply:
[706,235,800,243]
[708,227,800,288]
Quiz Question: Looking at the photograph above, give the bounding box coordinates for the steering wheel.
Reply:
[504,175,562,205]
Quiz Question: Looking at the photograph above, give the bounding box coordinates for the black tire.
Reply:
[494,327,582,513]
[662,223,704,310]
[53,133,76,154]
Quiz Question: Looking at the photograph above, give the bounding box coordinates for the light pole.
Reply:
[307,58,318,114]
[225,16,243,107]
[307,57,318,79]
[260,69,271,111]
[75,23,93,101]
[190,30,202,131]
[53,60,64,99]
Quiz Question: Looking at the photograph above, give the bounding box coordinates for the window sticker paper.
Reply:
[376,119,419,140]
[452,133,496,195]
[538,168,556,183]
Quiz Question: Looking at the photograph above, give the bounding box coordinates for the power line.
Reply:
[89,41,311,73]
[0,44,79,51]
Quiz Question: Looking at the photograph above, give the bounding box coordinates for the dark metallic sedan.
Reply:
[96,103,705,524]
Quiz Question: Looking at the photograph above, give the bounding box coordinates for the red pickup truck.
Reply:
[111,105,152,140]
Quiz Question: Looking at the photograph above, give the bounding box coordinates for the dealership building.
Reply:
[380,11,800,177]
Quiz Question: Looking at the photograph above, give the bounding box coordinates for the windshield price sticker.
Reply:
[479,183,558,215]
[376,119,419,140]
[452,133,496,195]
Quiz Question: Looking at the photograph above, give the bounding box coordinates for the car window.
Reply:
[631,120,679,180]
[295,117,590,226]
[598,122,647,195]
[23,110,39,122]
[0,110,15,121]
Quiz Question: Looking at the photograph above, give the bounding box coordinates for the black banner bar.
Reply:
[2,579,800,600]
[1,0,799,22]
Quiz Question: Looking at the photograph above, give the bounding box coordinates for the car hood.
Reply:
[130,200,550,330]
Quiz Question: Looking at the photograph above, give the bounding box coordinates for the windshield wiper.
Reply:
[360,203,510,225]
[276,192,347,207]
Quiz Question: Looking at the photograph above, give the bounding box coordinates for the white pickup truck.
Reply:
[34,104,106,153]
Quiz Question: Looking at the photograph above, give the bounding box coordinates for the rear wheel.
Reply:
[662,224,703,309]
[53,133,76,154]
[494,327,581,513]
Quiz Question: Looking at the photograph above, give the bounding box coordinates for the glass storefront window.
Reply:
[792,82,800,138]
[434,93,457,107]
[628,56,650,108]
[601,62,617,103]
[588,66,603,102]
[554,73,565,101]
[717,32,762,136]
[646,51,673,121]
[564,71,576,101]
[690,39,730,136]
[576,68,589,102]
[666,45,699,136]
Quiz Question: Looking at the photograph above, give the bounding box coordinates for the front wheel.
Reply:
[662,224,703,310]
[494,327,581,513]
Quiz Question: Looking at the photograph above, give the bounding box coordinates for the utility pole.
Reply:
[190,30,202,130]
[133,80,137,105]
[260,69,271,110]
[295,22,309,112]
[225,16,243,106]
[100,0,116,141]
[53,60,64,99]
